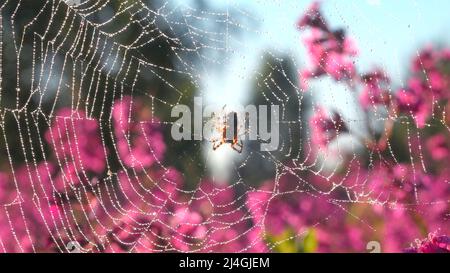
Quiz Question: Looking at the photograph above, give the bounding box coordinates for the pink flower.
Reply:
[405,233,450,253]
[0,172,9,203]
[299,69,316,91]
[428,70,445,94]
[302,30,357,84]
[395,88,430,128]
[246,182,273,226]
[104,213,161,253]
[245,227,269,253]
[365,163,438,204]
[359,69,391,109]
[411,46,437,73]
[112,96,166,169]
[170,208,208,252]
[382,210,422,252]
[15,161,56,196]
[205,228,246,253]
[52,164,91,192]
[309,107,348,148]
[0,175,65,252]
[113,167,183,216]
[417,172,450,233]
[192,181,246,226]
[397,46,450,128]
[297,1,328,31]
[149,167,183,209]
[324,51,356,81]
[297,2,358,88]
[426,134,448,161]
[45,109,106,174]
[302,29,328,67]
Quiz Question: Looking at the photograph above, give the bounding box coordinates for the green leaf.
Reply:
[265,228,318,253]
[302,228,318,253]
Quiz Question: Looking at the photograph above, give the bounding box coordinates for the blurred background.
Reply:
[2,0,450,187]
[0,0,448,253]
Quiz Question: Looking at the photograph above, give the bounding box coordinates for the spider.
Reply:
[211,109,244,153]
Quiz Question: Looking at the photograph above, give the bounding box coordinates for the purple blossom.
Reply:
[298,2,358,89]
[405,233,450,253]
[45,109,106,174]
[395,87,430,128]
[309,107,348,148]
[297,1,328,31]
[426,134,449,161]
[359,69,391,109]
[112,96,166,169]
[396,46,450,128]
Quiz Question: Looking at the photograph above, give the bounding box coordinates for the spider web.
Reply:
[0,0,448,253]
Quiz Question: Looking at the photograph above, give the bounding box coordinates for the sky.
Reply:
[194,0,450,105]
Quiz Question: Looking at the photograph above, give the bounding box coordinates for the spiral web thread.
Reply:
[0,0,448,253]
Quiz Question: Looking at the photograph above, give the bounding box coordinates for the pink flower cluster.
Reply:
[245,159,449,252]
[405,233,450,253]
[359,69,391,110]
[299,1,393,150]
[300,2,450,154]
[44,109,106,191]
[246,175,366,252]
[296,1,449,253]
[87,175,265,253]
[112,96,166,169]
[298,1,358,89]
[0,97,169,252]
[309,107,348,149]
[396,47,450,128]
